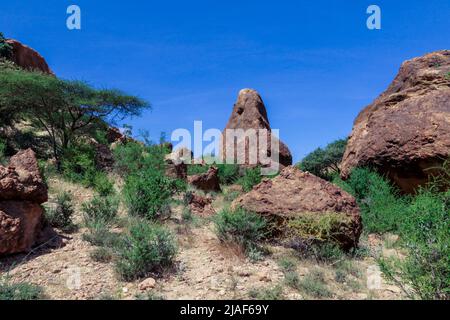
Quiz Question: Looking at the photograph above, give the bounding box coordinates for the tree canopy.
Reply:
[0,67,149,164]
[297,138,348,180]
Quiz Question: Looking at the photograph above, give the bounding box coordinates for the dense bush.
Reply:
[214,207,267,256]
[0,279,43,300]
[115,221,177,280]
[298,139,347,180]
[379,189,449,300]
[61,143,97,185]
[333,167,408,233]
[0,32,12,59]
[92,172,115,197]
[81,195,119,227]
[237,167,262,192]
[217,164,240,185]
[45,191,76,232]
[0,137,6,164]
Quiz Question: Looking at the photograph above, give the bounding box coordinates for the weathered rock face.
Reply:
[6,39,54,75]
[221,89,293,170]
[0,149,48,255]
[232,166,362,249]
[341,50,450,193]
[0,149,48,203]
[187,166,221,193]
[165,156,187,180]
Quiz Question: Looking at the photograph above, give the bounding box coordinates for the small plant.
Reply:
[123,170,184,220]
[0,278,44,300]
[181,207,193,223]
[248,285,284,300]
[93,172,115,197]
[237,167,262,192]
[45,191,76,232]
[82,221,122,248]
[284,271,302,290]
[217,164,240,185]
[298,269,332,299]
[0,32,12,59]
[224,190,241,202]
[278,256,297,273]
[82,195,119,227]
[115,221,177,281]
[135,291,165,300]
[214,208,267,256]
[90,247,114,263]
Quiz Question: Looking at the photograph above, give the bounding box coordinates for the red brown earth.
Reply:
[340,50,450,193]
[187,193,216,216]
[232,166,362,249]
[221,89,293,170]
[0,149,49,255]
[6,39,54,75]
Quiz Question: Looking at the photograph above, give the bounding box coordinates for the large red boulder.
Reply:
[6,39,54,75]
[341,50,450,193]
[0,149,49,255]
[232,166,362,250]
[221,89,292,170]
[187,166,221,193]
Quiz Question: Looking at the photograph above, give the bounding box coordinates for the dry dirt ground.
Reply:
[0,178,405,300]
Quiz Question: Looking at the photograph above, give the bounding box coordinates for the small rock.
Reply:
[138,277,156,291]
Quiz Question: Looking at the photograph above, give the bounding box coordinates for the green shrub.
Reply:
[81,195,119,227]
[45,191,76,232]
[379,189,449,300]
[0,279,43,300]
[237,167,262,192]
[298,269,332,298]
[217,164,240,185]
[297,139,347,180]
[0,32,12,59]
[90,247,114,263]
[333,168,408,233]
[82,221,122,248]
[0,137,6,164]
[214,207,267,255]
[93,172,115,197]
[123,169,184,220]
[187,164,209,176]
[248,285,284,300]
[115,221,177,281]
[61,142,97,186]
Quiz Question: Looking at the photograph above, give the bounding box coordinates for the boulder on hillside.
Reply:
[186,193,216,217]
[341,50,450,193]
[0,148,50,255]
[221,89,293,170]
[6,39,54,75]
[187,166,221,193]
[232,166,362,250]
[0,149,48,203]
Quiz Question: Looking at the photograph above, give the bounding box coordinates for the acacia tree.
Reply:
[298,138,348,180]
[0,67,149,167]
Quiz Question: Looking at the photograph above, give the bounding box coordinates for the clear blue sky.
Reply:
[1,0,449,161]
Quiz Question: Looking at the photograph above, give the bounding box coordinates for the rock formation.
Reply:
[221,89,292,170]
[5,39,54,75]
[187,193,216,217]
[0,149,49,255]
[232,166,362,249]
[341,50,450,193]
[187,166,221,193]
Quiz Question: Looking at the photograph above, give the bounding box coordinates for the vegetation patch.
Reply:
[45,191,77,232]
[0,278,44,300]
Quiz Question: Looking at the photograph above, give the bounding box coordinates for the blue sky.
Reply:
[1,0,449,161]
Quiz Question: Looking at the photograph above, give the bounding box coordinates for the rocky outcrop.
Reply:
[165,154,187,180]
[221,89,293,170]
[341,50,450,193]
[187,166,221,193]
[232,166,362,249]
[186,193,216,217]
[0,149,49,255]
[5,39,54,75]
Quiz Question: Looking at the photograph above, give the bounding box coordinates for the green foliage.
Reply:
[82,221,122,248]
[61,142,97,185]
[297,269,332,298]
[237,167,262,192]
[333,168,408,233]
[0,279,44,300]
[92,172,115,197]
[298,139,347,180]
[0,67,149,162]
[214,207,267,256]
[45,191,76,232]
[0,32,12,59]
[124,170,183,220]
[217,164,240,185]
[187,164,209,176]
[249,285,284,300]
[82,195,119,227]
[90,247,114,263]
[0,137,6,164]
[115,221,177,281]
[379,189,450,300]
